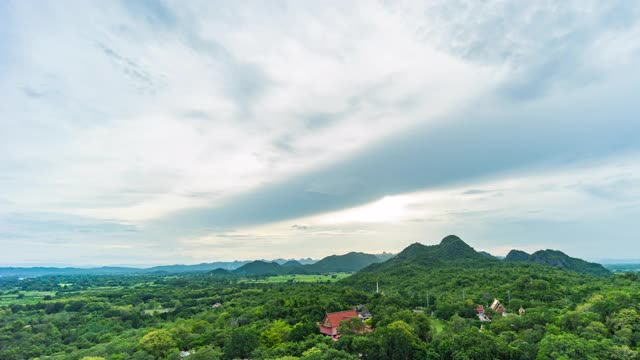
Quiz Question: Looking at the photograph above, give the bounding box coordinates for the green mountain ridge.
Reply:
[504,249,531,261]
[227,235,609,277]
[1,236,608,278]
[281,260,303,267]
[355,235,609,278]
[228,252,393,275]
[370,235,493,270]
[505,249,610,276]
[304,252,382,273]
[233,261,284,275]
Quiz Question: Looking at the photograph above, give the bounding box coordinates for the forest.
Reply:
[1,236,640,360]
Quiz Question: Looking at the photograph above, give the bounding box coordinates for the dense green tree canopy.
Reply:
[1,239,638,359]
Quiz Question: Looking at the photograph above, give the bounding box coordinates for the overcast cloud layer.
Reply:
[1,0,640,266]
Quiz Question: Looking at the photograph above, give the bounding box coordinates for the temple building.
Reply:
[475,305,491,322]
[475,299,510,321]
[319,306,372,339]
[319,310,359,338]
[490,299,507,315]
[356,305,372,320]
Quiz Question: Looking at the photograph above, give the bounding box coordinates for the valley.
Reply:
[2,236,639,359]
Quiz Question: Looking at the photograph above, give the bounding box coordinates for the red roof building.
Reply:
[319,310,358,337]
[475,305,485,313]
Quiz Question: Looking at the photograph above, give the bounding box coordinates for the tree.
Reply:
[376,320,419,360]
[139,329,175,358]
[537,333,593,360]
[224,327,259,360]
[261,320,292,348]
[449,328,509,359]
[290,322,317,342]
[190,346,223,360]
[413,312,432,342]
[301,343,357,360]
[338,317,365,335]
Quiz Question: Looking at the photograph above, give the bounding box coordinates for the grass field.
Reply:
[0,290,57,306]
[241,273,352,284]
[143,307,175,315]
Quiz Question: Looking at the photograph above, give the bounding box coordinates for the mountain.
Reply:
[375,252,396,262]
[0,261,254,277]
[504,250,531,261]
[282,260,303,267]
[304,252,385,273]
[1,237,608,279]
[350,235,496,281]
[0,251,385,278]
[479,251,496,259]
[352,235,609,283]
[505,249,610,276]
[210,268,231,275]
[270,258,317,265]
[390,235,489,265]
[224,252,388,275]
[345,235,501,289]
[0,266,139,277]
[147,261,250,273]
[297,258,317,265]
[233,261,286,275]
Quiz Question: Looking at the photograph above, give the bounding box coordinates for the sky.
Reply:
[1,1,640,266]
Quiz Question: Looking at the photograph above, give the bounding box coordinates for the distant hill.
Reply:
[271,258,316,265]
[351,235,609,286]
[353,235,496,275]
[505,249,610,276]
[375,252,396,262]
[0,261,252,277]
[345,235,500,289]
[0,266,145,277]
[282,260,303,267]
[234,261,286,275]
[0,251,384,278]
[146,261,250,273]
[478,251,496,259]
[297,258,317,265]
[210,268,231,275]
[219,252,391,276]
[1,237,608,278]
[605,263,640,273]
[389,235,490,266]
[504,250,531,262]
[0,259,313,278]
[304,252,385,273]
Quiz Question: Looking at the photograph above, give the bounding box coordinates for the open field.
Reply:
[143,307,175,315]
[0,290,57,306]
[241,273,352,284]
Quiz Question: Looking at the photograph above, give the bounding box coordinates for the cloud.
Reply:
[1,1,640,264]
[2,0,494,222]
[403,0,640,99]
[20,86,47,98]
[196,153,639,260]
[0,212,138,237]
[153,70,640,231]
[291,224,310,230]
